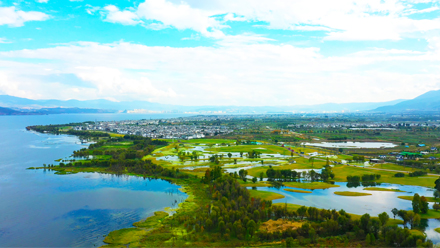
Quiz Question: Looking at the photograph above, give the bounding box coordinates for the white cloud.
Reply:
[96,0,440,41]
[1,41,439,105]
[0,6,49,27]
[101,5,142,25]
[0,38,11,43]
[36,0,49,3]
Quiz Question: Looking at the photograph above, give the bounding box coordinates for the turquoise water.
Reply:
[0,114,188,247]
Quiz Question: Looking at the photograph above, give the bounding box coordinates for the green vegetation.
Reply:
[133,211,169,228]
[434,228,440,233]
[283,181,339,189]
[30,119,440,247]
[103,228,148,246]
[284,188,312,194]
[398,195,437,203]
[334,191,372,197]
[206,144,288,154]
[364,187,405,192]
[249,189,285,201]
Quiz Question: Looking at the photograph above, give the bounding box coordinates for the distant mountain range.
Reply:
[374,89,440,112]
[2,91,439,115]
[0,105,115,115]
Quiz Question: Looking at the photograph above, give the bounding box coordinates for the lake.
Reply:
[304,141,398,148]
[0,113,190,247]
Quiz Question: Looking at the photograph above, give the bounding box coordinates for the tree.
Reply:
[412,193,421,213]
[297,206,307,220]
[434,190,440,203]
[365,233,371,246]
[370,233,376,245]
[240,151,243,157]
[259,172,264,181]
[309,157,315,168]
[252,177,257,183]
[378,212,389,226]
[391,208,399,219]
[360,214,370,232]
[433,203,440,211]
[420,196,429,214]
[227,152,232,158]
[309,228,317,243]
[218,221,226,236]
[286,237,294,248]
[435,177,440,192]
[247,219,256,237]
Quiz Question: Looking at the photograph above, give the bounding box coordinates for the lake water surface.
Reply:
[0,114,189,247]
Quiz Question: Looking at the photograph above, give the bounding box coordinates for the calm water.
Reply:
[256,181,440,243]
[0,114,190,247]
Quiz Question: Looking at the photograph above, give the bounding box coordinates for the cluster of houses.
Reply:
[73,118,234,140]
[288,121,440,129]
[369,146,439,163]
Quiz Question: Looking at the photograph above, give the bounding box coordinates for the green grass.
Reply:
[364,187,405,192]
[181,138,235,144]
[207,144,291,154]
[239,180,270,187]
[398,195,438,203]
[284,181,340,190]
[334,191,372,197]
[249,189,285,201]
[103,228,147,245]
[435,227,440,233]
[371,163,416,172]
[133,211,169,228]
[332,165,437,188]
[284,188,312,193]
[420,209,440,219]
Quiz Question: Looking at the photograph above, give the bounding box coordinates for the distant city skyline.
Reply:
[1,0,440,106]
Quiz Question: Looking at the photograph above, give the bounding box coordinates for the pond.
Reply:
[304,142,398,148]
[254,182,440,243]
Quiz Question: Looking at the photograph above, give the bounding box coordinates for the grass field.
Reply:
[284,181,340,189]
[249,189,285,201]
[207,144,292,154]
[420,209,440,219]
[239,181,270,187]
[364,187,406,192]
[103,228,147,246]
[334,191,372,197]
[284,188,312,193]
[181,139,235,144]
[332,165,437,188]
[398,195,438,203]
[371,163,417,172]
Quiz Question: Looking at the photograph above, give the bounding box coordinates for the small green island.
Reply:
[334,191,372,197]
[364,187,406,192]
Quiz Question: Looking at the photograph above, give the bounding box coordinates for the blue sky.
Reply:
[1,0,440,106]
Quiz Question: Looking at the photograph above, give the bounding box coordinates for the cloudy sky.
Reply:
[0,0,440,106]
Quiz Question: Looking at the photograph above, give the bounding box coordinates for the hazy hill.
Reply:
[0,95,406,114]
[0,107,29,115]
[374,90,440,112]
